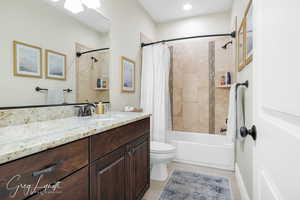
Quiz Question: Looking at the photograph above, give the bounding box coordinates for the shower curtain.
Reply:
[141,44,171,143]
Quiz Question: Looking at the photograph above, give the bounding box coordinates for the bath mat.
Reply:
[159,170,232,200]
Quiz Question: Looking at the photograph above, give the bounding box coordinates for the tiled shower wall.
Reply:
[76,44,110,103]
[171,37,235,134]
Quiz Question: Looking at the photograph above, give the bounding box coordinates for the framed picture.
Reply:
[238,19,246,72]
[245,0,253,65]
[13,41,42,78]
[46,50,67,80]
[121,56,135,93]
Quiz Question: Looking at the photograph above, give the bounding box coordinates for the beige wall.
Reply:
[157,12,231,40]
[98,0,157,111]
[231,0,254,199]
[0,0,107,107]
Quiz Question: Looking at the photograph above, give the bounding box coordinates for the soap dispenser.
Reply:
[96,102,104,115]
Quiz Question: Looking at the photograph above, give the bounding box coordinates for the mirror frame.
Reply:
[0,103,88,111]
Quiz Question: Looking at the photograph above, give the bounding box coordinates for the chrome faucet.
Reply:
[76,103,97,117]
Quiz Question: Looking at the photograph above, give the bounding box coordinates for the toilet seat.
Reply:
[150,141,176,154]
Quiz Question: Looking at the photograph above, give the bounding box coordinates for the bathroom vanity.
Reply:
[0,113,150,200]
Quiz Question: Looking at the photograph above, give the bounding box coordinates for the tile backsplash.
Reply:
[0,106,77,128]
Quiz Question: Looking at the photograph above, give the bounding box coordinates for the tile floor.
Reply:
[143,162,241,200]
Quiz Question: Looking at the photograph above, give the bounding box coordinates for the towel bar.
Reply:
[35,87,72,93]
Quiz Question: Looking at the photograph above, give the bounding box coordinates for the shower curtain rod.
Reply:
[141,31,236,48]
[76,48,110,57]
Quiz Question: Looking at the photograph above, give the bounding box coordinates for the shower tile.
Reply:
[173,68,184,89]
[182,87,199,102]
[173,116,184,131]
[183,74,201,87]
[215,86,230,134]
[197,87,209,105]
[173,88,183,116]
[171,37,235,135]
[199,105,209,133]
[209,41,216,134]
[182,102,201,132]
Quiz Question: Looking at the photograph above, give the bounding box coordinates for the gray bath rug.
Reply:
[159,170,232,200]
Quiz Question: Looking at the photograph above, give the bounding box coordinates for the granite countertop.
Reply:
[0,112,151,165]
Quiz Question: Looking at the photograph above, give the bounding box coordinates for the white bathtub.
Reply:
[169,131,235,171]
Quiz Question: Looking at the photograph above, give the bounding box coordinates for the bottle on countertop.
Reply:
[97,78,102,88]
[220,75,226,86]
[96,102,104,115]
[226,72,232,85]
[102,80,107,88]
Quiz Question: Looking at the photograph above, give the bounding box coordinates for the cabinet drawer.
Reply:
[28,167,89,200]
[91,118,150,161]
[0,139,89,200]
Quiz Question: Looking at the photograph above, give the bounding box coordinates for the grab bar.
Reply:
[235,81,249,139]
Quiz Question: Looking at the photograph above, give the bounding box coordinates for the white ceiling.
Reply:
[43,0,110,33]
[138,0,233,23]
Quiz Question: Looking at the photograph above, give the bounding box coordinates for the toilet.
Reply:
[150,141,176,181]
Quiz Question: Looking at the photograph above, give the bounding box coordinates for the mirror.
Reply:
[0,0,110,109]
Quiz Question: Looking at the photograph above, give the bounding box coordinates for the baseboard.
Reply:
[174,159,235,171]
[235,163,251,200]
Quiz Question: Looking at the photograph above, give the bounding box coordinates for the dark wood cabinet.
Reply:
[91,129,150,200]
[90,118,150,162]
[28,167,89,200]
[126,136,150,200]
[0,118,150,200]
[90,147,126,200]
[0,139,89,200]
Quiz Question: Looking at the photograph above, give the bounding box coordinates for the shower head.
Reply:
[222,41,233,49]
[91,56,98,63]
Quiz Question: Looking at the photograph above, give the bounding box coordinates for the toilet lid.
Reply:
[150,141,176,154]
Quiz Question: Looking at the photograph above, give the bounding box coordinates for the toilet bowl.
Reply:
[150,141,176,181]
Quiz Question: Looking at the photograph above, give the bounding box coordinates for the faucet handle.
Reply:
[75,105,85,117]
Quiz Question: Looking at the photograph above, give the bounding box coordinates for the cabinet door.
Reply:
[90,147,126,200]
[128,136,150,200]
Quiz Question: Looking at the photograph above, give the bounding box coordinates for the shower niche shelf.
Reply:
[94,88,109,91]
[216,85,232,89]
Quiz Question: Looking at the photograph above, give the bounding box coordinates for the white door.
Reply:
[253,0,300,199]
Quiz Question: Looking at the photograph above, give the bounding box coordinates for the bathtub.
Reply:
[169,131,235,171]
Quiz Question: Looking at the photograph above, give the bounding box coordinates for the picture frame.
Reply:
[13,41,42,78]
[121,56,135,93]
[46,50,67,80]
[238,19,246,72]
[245,0,253,65]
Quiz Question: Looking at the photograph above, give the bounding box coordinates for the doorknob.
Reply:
[240,125,257,141]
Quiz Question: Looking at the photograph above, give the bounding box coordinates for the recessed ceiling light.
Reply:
[64,0,84,14]
[82,0,101,9]
[62,0,101,14]
[183,3,193,11]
